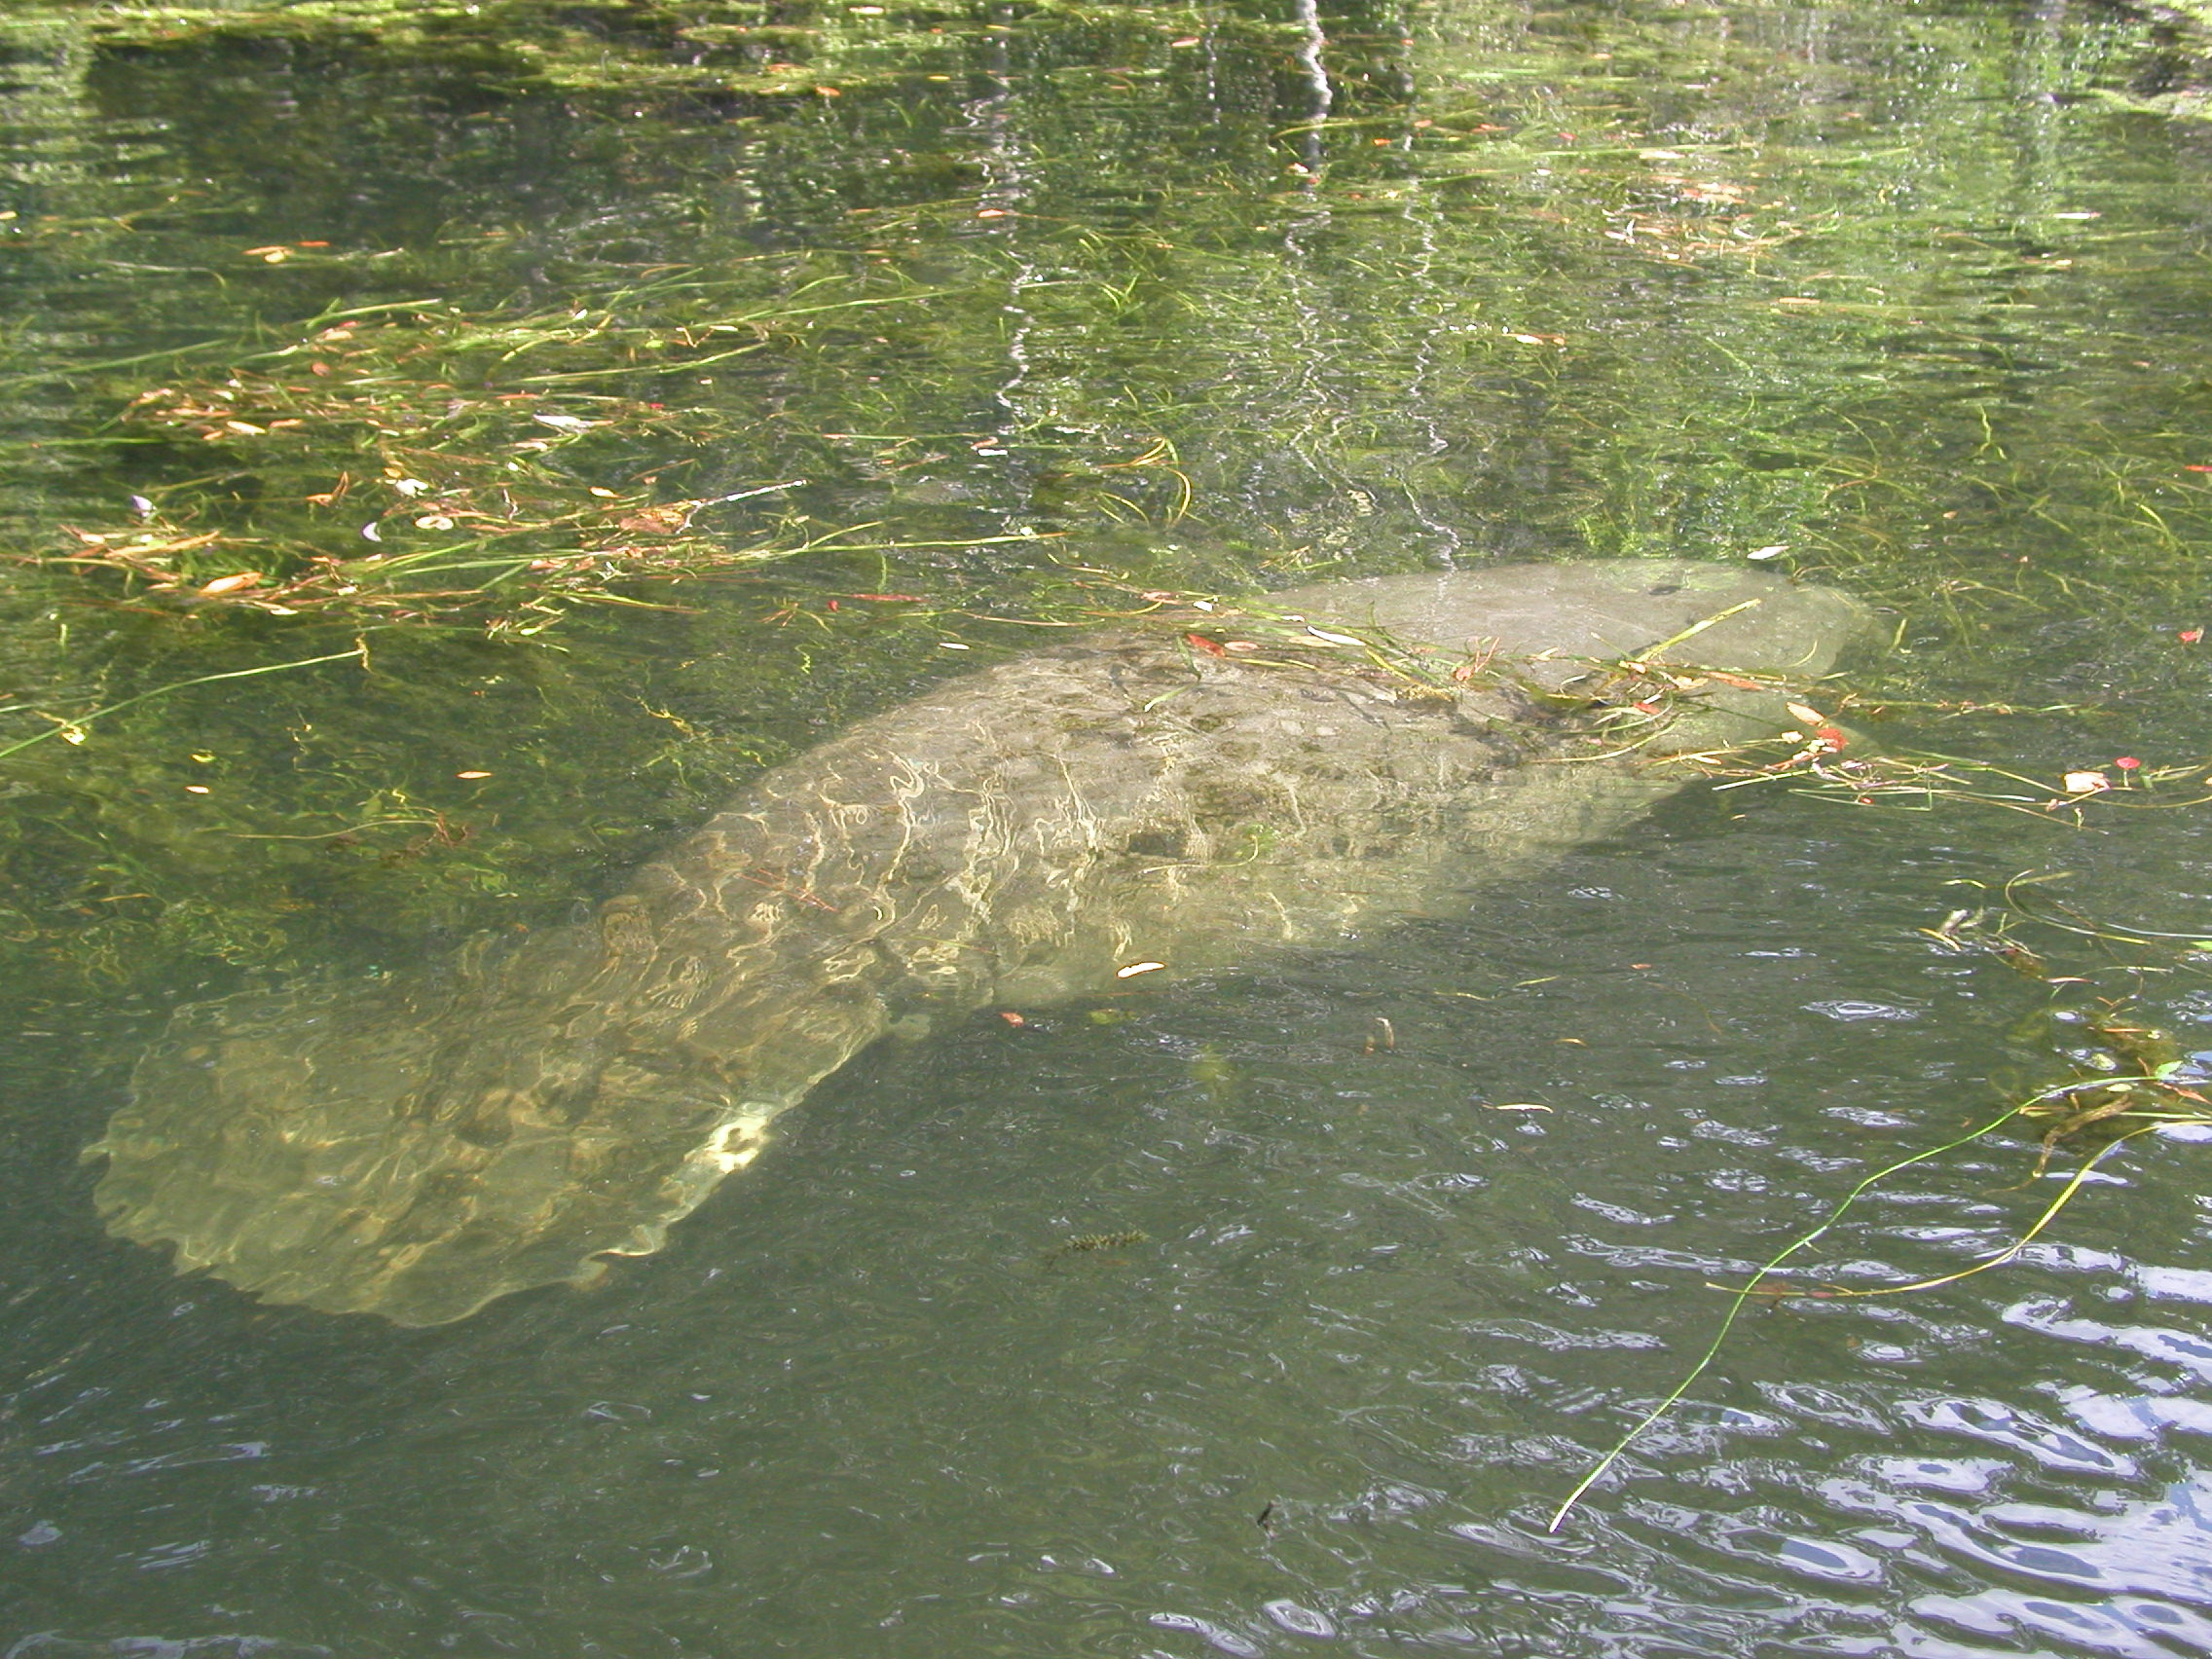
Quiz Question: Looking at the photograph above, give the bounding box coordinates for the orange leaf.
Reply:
[615,503,694,535]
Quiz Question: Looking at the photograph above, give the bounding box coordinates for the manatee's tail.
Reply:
[88,918,890,1325]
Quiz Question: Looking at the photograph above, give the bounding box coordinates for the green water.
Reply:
[9,0,2212,1651]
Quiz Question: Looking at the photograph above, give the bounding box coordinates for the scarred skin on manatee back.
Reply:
[87,561,1868,1325]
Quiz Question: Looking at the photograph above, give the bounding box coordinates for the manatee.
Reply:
[87,560,1868,1325]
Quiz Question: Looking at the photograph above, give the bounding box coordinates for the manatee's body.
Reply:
[89,561,1866,1325]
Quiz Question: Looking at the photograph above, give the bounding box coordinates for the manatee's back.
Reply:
[92,634,1544,1324]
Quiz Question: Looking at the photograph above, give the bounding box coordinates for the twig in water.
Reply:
[0,645,368,761]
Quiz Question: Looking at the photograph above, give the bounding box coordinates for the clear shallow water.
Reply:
[9,0,2212,1653]
[25,803,2212,1657]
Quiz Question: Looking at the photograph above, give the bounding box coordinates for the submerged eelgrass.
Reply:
[32,270,990,626]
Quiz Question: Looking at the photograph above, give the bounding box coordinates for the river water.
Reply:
[7,0,2212,1653]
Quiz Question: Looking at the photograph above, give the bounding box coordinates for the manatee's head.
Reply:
[1268,558,1873,753]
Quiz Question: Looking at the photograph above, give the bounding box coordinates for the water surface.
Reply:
[7,1,2212,1653]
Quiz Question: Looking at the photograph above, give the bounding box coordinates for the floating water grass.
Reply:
[0,645,369,761]
[1707,731,2212,821]
[27,270,996,624]
[1550,869,2212,1530]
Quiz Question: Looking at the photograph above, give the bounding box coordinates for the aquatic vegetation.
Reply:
[1055,1228,1146,1253]
[1552,867,2212,1530]
[1711,731,2212,822]
[29,264,992,621]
